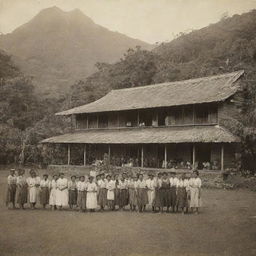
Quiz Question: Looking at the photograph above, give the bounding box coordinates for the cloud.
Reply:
[0,0,255,42]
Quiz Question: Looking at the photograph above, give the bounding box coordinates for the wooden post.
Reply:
[137,110,140,126]
[141,145,144,168]
[192,144,196,168]
[164,144,167,168]
[221,144,224,171]
[108,145,111,160]
[193,105,195,124]
[86,115,89,129]
[67,144,70,165]
[83,144,86,166]
[96,114,99,128]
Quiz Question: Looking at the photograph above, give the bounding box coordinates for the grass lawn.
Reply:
[0,170,256,256]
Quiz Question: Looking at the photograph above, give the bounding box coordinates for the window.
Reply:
[76,114,87,129]
[98,114,108,128]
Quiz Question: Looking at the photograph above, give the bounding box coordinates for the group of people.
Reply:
[6,169,202,214]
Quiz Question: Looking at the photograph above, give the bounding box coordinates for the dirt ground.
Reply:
[0,170,256,256]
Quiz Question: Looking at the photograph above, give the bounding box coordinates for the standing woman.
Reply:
[160,172,170,213]
[40,174,51,209]
[176,174,189,214]
[135,174,148,213]
[77,175,87,212]
[106,175,115,211]
[154,172,162,212]
[86,176,98,212]
[27,170,39,209]
[97,173,107,211]
[146,173,156,212]
[16,169,28,209]
[127,176,137,211]
[49,174,58,210]
[114,174,120,210]
[6,169,17,209]
[56,172,69,210]
[189,170,202,214]
[170,172,178,213]
[68,175,77,209]
[118,176,128,210]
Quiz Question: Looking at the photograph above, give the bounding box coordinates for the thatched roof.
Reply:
[57,70,244,116]
[41,126,240,144]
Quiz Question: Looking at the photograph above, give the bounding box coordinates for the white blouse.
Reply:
[50,180,57,189]
[189,177,202,188]
[97,179,107,189]
[40,179,51,188]
[56,178,68,190]
[170,177,179,187]
[87,182,97,192]
[106,180,116,191]
[146,179,156,190]
[7,175,17,185]
[77,181,87,191]
[135,179,147,189]
[118,180,128,189]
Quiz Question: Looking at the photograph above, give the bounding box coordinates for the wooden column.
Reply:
[108,145,111,159]
[83,144,86,166]
[96,114,99,128]
[86,115,89,129]
[137,110,140,126]
[67,144,70,165]
[221,144,224,171]
[141,145,144,168]
[164,144,167,168]
[192,144,196,168]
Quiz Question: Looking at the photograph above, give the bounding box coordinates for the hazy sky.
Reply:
[0,0,256,43]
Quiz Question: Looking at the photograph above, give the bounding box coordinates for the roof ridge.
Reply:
[111,70,244,93]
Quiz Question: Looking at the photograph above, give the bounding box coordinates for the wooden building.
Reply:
[42,70,244,171]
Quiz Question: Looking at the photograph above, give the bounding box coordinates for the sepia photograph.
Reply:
[0,0,256,255]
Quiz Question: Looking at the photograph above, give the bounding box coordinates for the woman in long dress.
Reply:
[40,174,50,209]
[26,170,40,209]
[159,172,171,213]
[56,173,69,210]
[135,174,148,213]
[6,169,17,209]
[68,175,78,209]
[16,169,27,209]
[97,173,107,211]
[189,170,202,214]
[154,172,162,212]
[127,176,137,211]
[106,175,115,211]
[49,174,58,210]
[118,176,128,210]
[86,176,98,211]
[176,174,189,214]
[170,172,178,212]
[77,176,87,212]
[146,174,156,212]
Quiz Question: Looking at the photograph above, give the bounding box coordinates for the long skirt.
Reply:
[98,188,107,207]
[86,192,97,209]
[137,188,148,208]
[49,188,57,206]
[154,188,161,208]
[40,187,49,205]
[119,189,128,208]
[6,184,17,204]
[190,187,201,208]
[114,188,120,206]
[176,187,188,208]
[147,190,155,206]
[128,188,137,206]
[17,185,28,205]
[169,187,177,207]
[69,190,77,205]
[159,188,171,207]
[28,187,38,203]
[56,189,69,207]
[77,191,86,210]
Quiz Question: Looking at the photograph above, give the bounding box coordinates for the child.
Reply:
[86,176,98,212]
[97,173,107,211]
[106,175,115,211]
[176,174,189,214]
[189,170,202,214]
[135,174,148,213]
[146,173,156,212]
[56,172,69,210]
[68,175,77,209]
[27,170,40,209]
[6,169,17,209]
[127,176,137,211]
[170,172,178,212]
[16,169,28,209]
[117,176,128,210]
[49,174,58,210]
[77,176,87,212]
[40,174,50,209]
